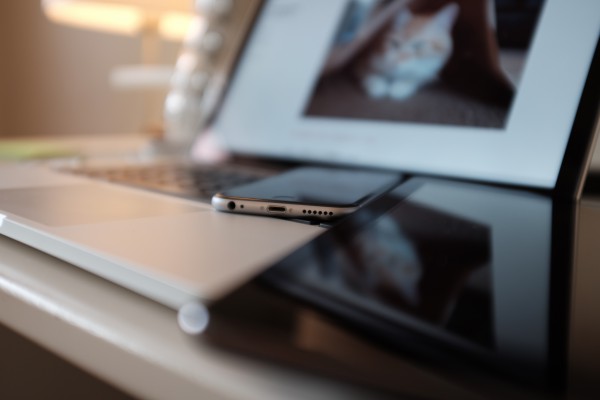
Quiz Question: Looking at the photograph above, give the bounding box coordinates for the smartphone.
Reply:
[212,166,401,221]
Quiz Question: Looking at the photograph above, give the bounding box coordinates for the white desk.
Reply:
[0,135,385,399]
[0,233,397,400]
[3,135,600,399]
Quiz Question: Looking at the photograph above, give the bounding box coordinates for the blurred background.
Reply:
[0,3,192,397]
[0,1,183,139]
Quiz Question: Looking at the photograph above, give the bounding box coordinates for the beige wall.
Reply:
[0,1,8,134]
[0,1,180,138]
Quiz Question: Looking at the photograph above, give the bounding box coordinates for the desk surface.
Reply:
[2,136,600,399]
[1,196,599,400]
[0,135,384,399]
[0,233,398,400]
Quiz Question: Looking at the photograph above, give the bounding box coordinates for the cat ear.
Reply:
[393,8,413,29]
[431,3,460,31]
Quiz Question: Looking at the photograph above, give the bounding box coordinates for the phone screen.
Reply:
[218,167,401,207]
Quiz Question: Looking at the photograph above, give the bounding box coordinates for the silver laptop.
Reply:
[0,0,598,309]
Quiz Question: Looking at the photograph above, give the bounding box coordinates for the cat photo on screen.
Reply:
[304,0,545,129]
[356,2,459,100]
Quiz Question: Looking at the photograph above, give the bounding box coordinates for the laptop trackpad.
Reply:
[0,184,200,226]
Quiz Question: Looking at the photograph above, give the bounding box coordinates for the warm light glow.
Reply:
[42,0,194,40]
[158,11,195,41]
[43,0,143,36]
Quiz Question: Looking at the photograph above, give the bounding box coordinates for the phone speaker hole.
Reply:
[304,210,326,215]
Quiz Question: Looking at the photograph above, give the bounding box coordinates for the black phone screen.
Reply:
[218,167,402,207]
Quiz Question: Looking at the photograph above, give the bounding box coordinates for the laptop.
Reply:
[0,0,598,310]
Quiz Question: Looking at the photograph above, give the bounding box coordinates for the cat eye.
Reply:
[431,42,445,52]
[389,38,402,48]
[412,42,426,52]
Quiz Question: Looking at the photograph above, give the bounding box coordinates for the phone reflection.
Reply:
[206,178,566,399]
[295,198,492,348]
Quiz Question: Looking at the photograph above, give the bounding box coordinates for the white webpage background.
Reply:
[214,0,600,188]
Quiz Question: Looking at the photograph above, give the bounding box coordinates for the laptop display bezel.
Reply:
[554,40,600,199]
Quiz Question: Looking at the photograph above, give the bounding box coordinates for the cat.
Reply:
[348,215,423,306]
[357,3,459,100]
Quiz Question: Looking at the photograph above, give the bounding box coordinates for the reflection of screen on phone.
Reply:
[266,191,493,349]
[204,179,558,394]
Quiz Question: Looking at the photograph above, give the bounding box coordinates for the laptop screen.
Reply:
[212,0,600,189]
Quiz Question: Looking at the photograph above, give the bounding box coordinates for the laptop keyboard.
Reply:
[60,163,273,201]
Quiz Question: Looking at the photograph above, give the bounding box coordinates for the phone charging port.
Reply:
[267,205,286,213]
